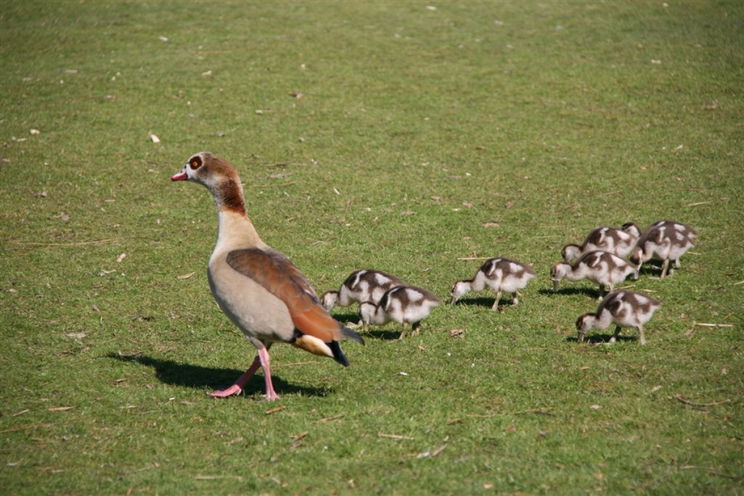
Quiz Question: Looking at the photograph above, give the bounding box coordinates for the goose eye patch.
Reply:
[190,157,202,169]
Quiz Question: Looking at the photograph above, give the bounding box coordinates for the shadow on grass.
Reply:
[451,296,522,310]
[364,329,403,340]
[329,310,361,325]
[538,287,602,299]
[327,310,405,340]
[638,260,663,277]
[565,334,638,344]
[106,352,330,398]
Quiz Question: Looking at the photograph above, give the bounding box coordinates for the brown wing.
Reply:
[601,293,624,318]
[226,248,342,343]
[584,251,603,268]
[583,227,605,248]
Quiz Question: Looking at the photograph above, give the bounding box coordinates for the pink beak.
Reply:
[171,170,188,181]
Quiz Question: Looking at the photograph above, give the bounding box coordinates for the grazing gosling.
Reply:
[320,269,404,311]
[551,250,638,295]
[450,257,535,311]
[359,285,441,339]
[630,220,698,279]
[576,290,661,345]
[562,224,640,263]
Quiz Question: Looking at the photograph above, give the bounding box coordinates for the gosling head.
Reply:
[449,280,471,305]
[320,291,339,311]
[550,263,569,291]
[629,247,646,267]
[575,313,596,343]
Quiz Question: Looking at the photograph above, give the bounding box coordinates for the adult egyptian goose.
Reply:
[359,285,440,339]
[551,250,638,295]
[171,152,363,400]
[630,220,697,279]
[320,269,405,311]
[576,290,661,345]
[561,224,640,263]
[450,257,535,311]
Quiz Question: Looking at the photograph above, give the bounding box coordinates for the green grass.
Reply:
[1,0,743,493]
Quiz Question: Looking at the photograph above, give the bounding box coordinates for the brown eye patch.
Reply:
[190,156,202,169]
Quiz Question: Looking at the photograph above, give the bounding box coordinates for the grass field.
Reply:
[1,0,743,493]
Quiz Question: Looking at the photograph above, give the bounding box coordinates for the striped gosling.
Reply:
[562,223,640,263]
[630,220,697,279]
[576,290,661,345]
[551,250,638,295]
[450,257,535,311]
[320,269,404,311]
[359,285,441,339]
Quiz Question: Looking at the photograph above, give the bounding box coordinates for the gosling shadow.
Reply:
[451,296,520,309]
[565,334,638,344]
[328,309,404,340]
[328,310,362,325]
[106,352,330,398]
[637,260,664,277]
[363,328,405,340]
[538,287,602,299]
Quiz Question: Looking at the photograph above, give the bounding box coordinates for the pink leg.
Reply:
[258,347,279,401]
[209,355,261,398]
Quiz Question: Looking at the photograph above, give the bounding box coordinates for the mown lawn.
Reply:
[1,0,742,494]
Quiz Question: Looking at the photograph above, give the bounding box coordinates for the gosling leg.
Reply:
[638,325,647,346]
[491,290,502,311]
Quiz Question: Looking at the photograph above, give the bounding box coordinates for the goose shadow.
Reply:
[538,287,602,299]
[106,352,330,398]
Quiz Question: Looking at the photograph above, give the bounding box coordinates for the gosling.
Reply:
[450,257,535,311]
[359,285,441,339]
[630,220,697,279]
[576,290,661,345]
[562,223,640,263]
[320,269,404,311]
[551,250,638,295]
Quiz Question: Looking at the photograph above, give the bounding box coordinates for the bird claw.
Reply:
[209,384,243,398]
